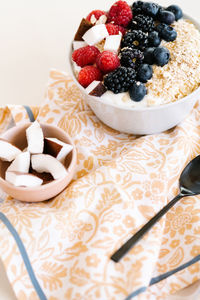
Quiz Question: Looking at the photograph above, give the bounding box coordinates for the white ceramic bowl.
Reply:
[70,14,200,135]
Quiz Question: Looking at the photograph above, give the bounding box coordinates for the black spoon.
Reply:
[111,155,200,263]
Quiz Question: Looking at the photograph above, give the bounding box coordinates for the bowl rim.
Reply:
[0,122,77,192]
[69,13,200,112]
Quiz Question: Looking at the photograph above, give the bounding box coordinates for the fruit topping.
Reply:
[78,66,103,87]
[26,120,44,154]
[157,10,175,25]
[153,46,170,66]
[136,63,153,82]
[96,50,120,73]
[166,5,183,21]
[104,66,136,93]
[72,45,100,67]
[141,2,160,18]
[120,47,144,69]
[130,14,155,32]
[86,10,107,24]
[148,31,161,47]
[82,24,109,45]
[44,138,73,164]
[121,30,148,50]
[0,139,21,162]
[104,35,122,53]
[85,81,107,96]
[31,154,68,180]
[132,1,160,18]
[74,18,93,41]
[72,1,183,103]
[129,81,147,101]
[143,47,155,65]
[7,151,30,173]
[6,171,43,187]
[107,0,133,27]
[106,23,126,35]
[156,23,177,41]
[131,1,145,15]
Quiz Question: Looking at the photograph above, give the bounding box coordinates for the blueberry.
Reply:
[129,82,147,101]
[153,47,170,66]
[158,10,175,25]
[157,6,164,15]
[148,31,161,47]
[142,2,159,17]
[137,64,153,83]
[166,5,183,21]
[156,23,177,41]
[143,47,155,64]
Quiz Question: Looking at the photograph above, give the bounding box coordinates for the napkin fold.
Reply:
[1,70,200,300]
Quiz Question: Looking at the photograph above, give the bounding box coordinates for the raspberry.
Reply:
[107,0,133,27]
[86,10,107,23]
[72,46,100,67]
[106,23,126,35]
[96,51,120,74]
[117,25,126,35]
[78,66,102,87]
[106,23,119,35]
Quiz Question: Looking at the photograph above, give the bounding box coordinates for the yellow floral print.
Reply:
[86,254,101,268]
[164,205,200,237]
[39,104,50,118]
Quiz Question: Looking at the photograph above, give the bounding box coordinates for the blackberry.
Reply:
[131,1,145,15]
[104,67,136,94]
[120,48,144,69]
[121,30,148,51]
[130,14,155,32]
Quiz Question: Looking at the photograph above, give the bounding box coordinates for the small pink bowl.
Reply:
[0,123,76,202]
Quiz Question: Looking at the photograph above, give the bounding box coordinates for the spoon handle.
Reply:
[111,193,183,262]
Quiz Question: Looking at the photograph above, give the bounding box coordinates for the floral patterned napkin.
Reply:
[0,70,200,300]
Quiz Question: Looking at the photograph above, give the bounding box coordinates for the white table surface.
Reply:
[0,0,200,299]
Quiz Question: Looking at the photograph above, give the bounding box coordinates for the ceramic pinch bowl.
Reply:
[0,123,76,202]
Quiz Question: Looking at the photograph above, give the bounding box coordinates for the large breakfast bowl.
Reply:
[69,14,200,135]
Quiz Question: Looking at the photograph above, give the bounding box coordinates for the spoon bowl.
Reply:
[180,155,200,195]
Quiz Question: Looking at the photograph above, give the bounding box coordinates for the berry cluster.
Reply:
[72,1,183,102]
